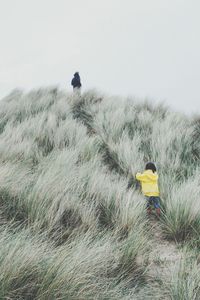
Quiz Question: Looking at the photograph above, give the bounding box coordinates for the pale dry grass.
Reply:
[0,88,199,299]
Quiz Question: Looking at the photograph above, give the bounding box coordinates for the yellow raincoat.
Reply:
[136,170,160,197]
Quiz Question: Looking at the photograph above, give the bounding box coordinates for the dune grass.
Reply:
[0,88,199,299]
[165,250,200,300]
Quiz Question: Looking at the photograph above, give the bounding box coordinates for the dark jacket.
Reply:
[71,73,82,88]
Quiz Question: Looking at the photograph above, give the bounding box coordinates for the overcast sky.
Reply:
[0,0,200,113]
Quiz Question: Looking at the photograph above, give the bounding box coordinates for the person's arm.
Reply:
[135,172,144,181]
[134,173,143,191]
[127,174,141,190]
[77,77,81,87]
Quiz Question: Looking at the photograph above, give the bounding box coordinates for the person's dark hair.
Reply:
[145,162,157,173]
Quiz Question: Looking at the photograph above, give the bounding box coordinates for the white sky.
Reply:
[0,0,200,113]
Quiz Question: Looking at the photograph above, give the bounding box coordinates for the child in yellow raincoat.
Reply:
[136,162,161,216]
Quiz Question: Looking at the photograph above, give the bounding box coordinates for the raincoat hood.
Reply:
[74,72,80,78]
[141,170,158,181]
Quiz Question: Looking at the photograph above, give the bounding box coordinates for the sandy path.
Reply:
[146,216,182,281]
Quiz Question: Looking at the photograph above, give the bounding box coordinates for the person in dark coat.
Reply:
[71,72,82,93]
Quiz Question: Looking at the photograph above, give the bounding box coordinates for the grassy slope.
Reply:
[0,88,200,299]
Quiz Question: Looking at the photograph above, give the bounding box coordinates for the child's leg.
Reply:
[146,197,152,215]
[153,197,161,216]
[147,207,152,215]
